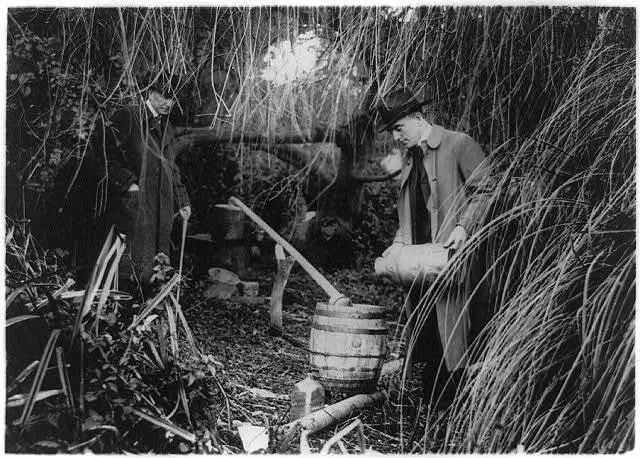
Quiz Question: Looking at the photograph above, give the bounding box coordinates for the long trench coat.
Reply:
[104,105,190,285]
[394,124,489,371]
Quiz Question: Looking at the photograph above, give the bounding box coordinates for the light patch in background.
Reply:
[262,30,328,86]
[380,148,403,177]
[382,7,416,23]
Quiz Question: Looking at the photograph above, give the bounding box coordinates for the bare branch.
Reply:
[173,125,333,156]
[352,169,401,183]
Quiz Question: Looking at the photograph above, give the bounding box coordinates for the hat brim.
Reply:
[375,100,425,133]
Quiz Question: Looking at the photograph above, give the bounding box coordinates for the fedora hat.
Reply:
[139,73,186,99]
[375,89,428,133]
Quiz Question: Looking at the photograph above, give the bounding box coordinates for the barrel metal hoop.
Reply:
[309,350,383,358]
[314,309,386,319]
[320,383,378,388]
[312,323,388,335]
[315,366,381,375]
[322,385,377,393]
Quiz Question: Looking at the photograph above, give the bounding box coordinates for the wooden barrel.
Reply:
[211,204,247,275]
[212,204,245,241]
[309,302,387,393]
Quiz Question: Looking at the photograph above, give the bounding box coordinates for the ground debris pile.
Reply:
[181,262,429,454]
[5,218,425,454]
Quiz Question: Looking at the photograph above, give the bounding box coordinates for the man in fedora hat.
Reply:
[95,79,191,295]
[376,88,489,405]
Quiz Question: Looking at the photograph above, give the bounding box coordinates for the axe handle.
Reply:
[228,197,347,305]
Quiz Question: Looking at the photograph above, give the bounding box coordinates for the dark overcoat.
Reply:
[103,105,190,284]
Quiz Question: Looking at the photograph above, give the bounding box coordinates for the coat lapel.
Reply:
[145,115,175,155]
[420,125,444,241]
[425,125,444,150]
[399,155,412,190]
[400,124,445,208]
[418,125,443,190]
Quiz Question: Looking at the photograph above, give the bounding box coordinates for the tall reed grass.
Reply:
[408,29,635,453]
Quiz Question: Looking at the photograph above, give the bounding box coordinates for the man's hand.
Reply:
[382,242,403,258]
[127,183,139,192]
[178,205,191,221]
[443,225,468,251]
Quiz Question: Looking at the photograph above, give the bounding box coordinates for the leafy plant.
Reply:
[5,224,229,453]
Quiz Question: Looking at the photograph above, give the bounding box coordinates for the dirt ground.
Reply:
[181,261,437,454]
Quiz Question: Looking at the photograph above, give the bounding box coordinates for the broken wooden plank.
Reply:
[238,280,259,297]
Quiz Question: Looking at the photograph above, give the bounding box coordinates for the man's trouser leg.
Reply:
[405,284,471,404]
[436,288,470,372]
[423,289,470,407]
[108,191,139,293]
[413,293,451,403]
[403,284,449,399]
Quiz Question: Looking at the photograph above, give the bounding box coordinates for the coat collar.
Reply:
[400,124,443,190]
[145,99,160,118]
[420,124,444,150]
[403,124,444,160]
[144,105,163,134]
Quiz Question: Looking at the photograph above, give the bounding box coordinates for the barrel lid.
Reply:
[214,203,243,212]
[316,302,386,314]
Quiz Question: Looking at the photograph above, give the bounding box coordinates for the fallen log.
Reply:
[283,360,401,435]
[284,391,386,434]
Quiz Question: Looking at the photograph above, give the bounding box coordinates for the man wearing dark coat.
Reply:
[101,85,191,293]
[375,88,490,405]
